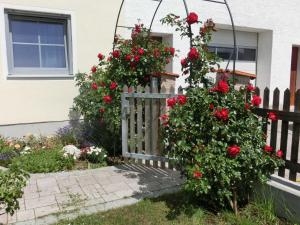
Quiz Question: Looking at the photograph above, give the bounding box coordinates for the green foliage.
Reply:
[73,24,175,155]
[81,146,107,165]
[0,164,29,215]
[11,149,74,173]
[161,13,284,211]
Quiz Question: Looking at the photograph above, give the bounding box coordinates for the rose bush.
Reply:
[73,24,175,155]
[161,13,284,212]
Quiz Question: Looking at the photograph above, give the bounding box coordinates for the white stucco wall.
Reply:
[0,0,121,125]
[122,0,300,93]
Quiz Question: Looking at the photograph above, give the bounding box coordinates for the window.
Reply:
[208,45,256,62]
[5,10,72,76]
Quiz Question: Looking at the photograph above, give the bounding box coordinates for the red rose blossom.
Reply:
[160,114,169,126]
[276,150,283,158]
[268,112,278,121]
[110,82,118,90]
[99,108,105,113]
[137,48,144,55]
[186,12,198,25]
[153,49,160,58]
[247,84,256,92]
[103,95,112,104]
[209,103,214,110]
[245,103,250,110]
[112,50,120,58]
[188,47,200,61]
[193,171,203,179]
[97,53,104,60]
[167,97,177,108]
[91,82,98,90]
[227,145,241,158]
[107,56,112,62]
[170,47,175,56]
[134,55,140,62]
[251,95,262,106]
[216,80,229,93]
[125,54,132,61]
[177,95,187,105]
[264,145,273,153]
[91,66,97,73]
[214,108,229,121]
[181,58,188,67]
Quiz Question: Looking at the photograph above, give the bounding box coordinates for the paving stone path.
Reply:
[0,164,184,225]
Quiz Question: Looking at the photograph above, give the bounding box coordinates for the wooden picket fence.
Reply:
[254,87,300,181]
[121,79,182,169]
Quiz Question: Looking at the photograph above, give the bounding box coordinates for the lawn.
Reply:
[55,191,291,225]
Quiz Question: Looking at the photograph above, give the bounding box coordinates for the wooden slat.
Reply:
[289,89,300,181]
[159,85,167,169]
[121,86,129,157]
[270,88,280,150]
[136,85,143,164]
[151,78,159,168]
[144,85,151,167]
[129,87,136,154]
[123,93,176,99]
[255,87,260,97]
[278,89,291,177]
[262,87,270,134]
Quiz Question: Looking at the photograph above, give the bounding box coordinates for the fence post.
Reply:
[262,88,270,134]
[129,87,136,156]
[151,77,159,168]
[136,85,143,164]
[270,88,280,150]
[121,86,129,159]
[144,85,151,167]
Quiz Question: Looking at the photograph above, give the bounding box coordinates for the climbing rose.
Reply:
[247,84,256,92]
[97,53,104,60]
[99,108,105,113]
[181,58,188,67]
[209,103,214,110]
[91,82,98,90]
[186,12,198,25]
[264,145,273,153]
[177,95,187,105]
[112,50,120,58]
[137,48,144,55]
[91,66,97,73]
[216,80,229,93]
[251,95,262,106]
[227,145,241,158]
[107,56,112,62]
[193,171,203,179]
[214,108,229,121]
[160,114,169,126]
[153,49,160,58]
[188,47,200,60]
[103,95,112,104]
[167,97,177,108]
[169,47,175,56]
[276,150,283,158]
[134,55,140,62]
[268,112,278,121]
[110,82,118,90]
[125,54,132,61]
[100,82,106,87]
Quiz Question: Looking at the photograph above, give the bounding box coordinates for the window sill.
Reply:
[7,75,75,79]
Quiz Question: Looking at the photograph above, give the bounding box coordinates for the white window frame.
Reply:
[0,4,77,78]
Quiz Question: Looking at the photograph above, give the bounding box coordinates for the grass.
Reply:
[55,191,292,225]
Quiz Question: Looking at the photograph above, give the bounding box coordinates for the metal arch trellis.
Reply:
[113,0,237,75]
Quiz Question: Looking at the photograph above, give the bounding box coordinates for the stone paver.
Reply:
[2,164,183,225]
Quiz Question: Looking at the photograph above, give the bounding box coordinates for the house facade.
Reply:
[0,0,299,136]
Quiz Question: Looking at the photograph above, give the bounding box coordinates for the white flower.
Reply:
[104,154,107,158]
[23,146,31,151]
[63,145,81,159]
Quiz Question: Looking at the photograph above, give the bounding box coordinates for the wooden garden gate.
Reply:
[121,78,180,168]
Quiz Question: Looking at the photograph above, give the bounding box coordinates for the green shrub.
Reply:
[11,149,74,173]
[81,146,107,166]
[0,164,29,215]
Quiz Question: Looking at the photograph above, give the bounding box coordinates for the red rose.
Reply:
[125,54,132,61]
[153,49,160,58]
[107,56,112,62]
[137,48,144,55]
[167,97,177,108]
[209,103,214,110]
[112,50,120,58]
[181,58,188,67]
[188,47,200,61]
[177,95,187,105]
[91,82,98,90]
[134,55,140,62]
[193,171,203,179]
[246,84,255,92]
[268,112,277,121]
[217,80,229,93]
[110,82,118,90]
[214,108,229,121]
[130,62,136,70]
[227,145,241,158]
[160,114,169,126]
[276,150,283,158]
[103,95,112,104]
[264,145,273,153]
[91,66,97,73]
[186,12,198,25]
[251,95,262,106]
[134,24,142,33]
[99,108,105,113]
[97,53,104,60]
[245,103,250,110]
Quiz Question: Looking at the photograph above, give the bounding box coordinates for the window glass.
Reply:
[11,20,38,43]
[13,44,40,67]
[207,46,216,54]
[238,48,256,61]
[41,46,66,68]
[39,22,65,45]
[217,47,235,60]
